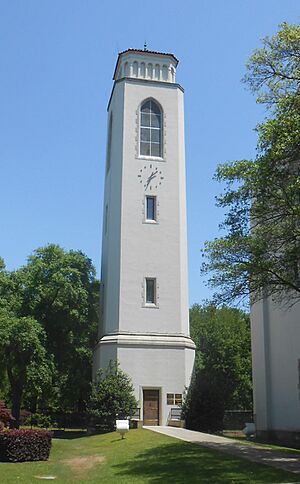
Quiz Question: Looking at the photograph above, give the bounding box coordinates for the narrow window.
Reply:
[106,113,113,174]
[133,61,138,77]
[147,63,153,79]
[162,65,168,81]
[298,359,300,401]
[146,196,156,221]
[140,100,162,158]
[155,64,160,80]
[167,394,174,405]
[175,394,182,405]
[145,278,156,304]
[105,204,108,234]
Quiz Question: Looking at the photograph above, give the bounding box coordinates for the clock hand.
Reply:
[145,176,152,189]
[145,169,159,190]
[148,170,158,182]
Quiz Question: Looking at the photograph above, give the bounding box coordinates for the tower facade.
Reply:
[251,298,300,445]
[94,49,195,426]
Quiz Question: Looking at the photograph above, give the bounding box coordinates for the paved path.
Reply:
[144,426,300,475]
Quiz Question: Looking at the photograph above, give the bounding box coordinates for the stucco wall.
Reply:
[251,297,300,432]
[119,80,189,335]
[100,81,125,336]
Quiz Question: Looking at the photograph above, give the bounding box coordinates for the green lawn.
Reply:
[1,429,299,483]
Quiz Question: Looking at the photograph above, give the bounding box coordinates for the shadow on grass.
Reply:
[113,441,298,483]
[52,430,88,439]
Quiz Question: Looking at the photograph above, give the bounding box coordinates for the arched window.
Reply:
[133,61,138,77]
[140,100,162,157]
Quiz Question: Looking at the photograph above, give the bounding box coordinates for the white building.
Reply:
[93,49,195,426]
[251,298,300,445]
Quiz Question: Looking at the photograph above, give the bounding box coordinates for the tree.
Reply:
[182,305,252,432]
[202,22,300,306]
[0,244,100,414]
[88,361,138,431]
[0,311,53,427]
[12,245,98,411]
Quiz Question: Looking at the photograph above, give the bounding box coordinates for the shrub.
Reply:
[20,409,32,426]
[0,429,52,462]
[0,401,14,429]
[29,413,52,429]
[88,360,138,432]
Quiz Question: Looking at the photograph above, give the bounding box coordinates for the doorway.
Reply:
[143,389,160,425]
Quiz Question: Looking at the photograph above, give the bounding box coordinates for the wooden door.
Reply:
[143,389,159,425]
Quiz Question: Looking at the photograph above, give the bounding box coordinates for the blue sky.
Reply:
[1,0,299,305]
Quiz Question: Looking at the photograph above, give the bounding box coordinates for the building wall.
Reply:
[100,81,125,336]
[119,344,194,425]
[251,297,300,434]
[118,79,189,335]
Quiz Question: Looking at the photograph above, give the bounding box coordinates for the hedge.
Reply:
[0,401,14,429]
[0,429,52,462]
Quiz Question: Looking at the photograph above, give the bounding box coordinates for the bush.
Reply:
[0,401,14,430]
[20,409,32,426]
[182,371,225,432]
[88,360,137,432]
[28,413,52,429]
[0,429,52,462]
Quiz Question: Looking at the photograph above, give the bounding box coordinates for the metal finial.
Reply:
[144,41,147,51]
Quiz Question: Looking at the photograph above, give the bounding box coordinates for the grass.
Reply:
[1,428,300,483]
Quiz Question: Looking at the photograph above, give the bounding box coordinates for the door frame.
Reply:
[142,387,161,426]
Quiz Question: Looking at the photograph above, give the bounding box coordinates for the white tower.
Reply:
[94,49,195,426]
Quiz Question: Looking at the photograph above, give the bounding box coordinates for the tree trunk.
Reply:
[77,396,86,413]
[7,367,24,429]
[11,386,23,428]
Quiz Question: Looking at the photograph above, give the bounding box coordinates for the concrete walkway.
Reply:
[144,426,300,475]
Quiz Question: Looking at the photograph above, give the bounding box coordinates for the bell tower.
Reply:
[94,49,195,426]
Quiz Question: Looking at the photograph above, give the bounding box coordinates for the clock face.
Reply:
[137,164,164,191]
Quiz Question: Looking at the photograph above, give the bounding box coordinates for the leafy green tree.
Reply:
[182,305,252,431]
[202,22,300,306]
[0,311,53,427]
[88,361,138,431]
[18,244,99,411]
[0,245,100,414]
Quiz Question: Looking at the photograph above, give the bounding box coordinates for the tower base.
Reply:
[93,332,195,426]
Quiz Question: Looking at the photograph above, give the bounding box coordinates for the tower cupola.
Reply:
[113,48,178,83]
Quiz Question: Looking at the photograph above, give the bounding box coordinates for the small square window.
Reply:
[167,393,182,405]
[145,278,156,305]
[146,196,156,221]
